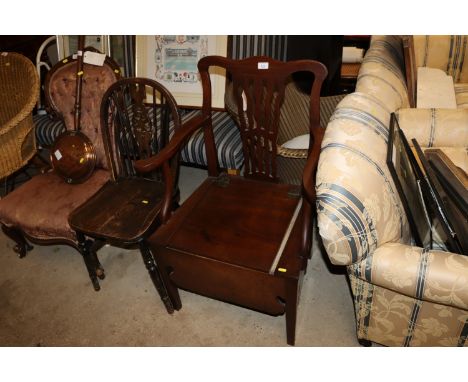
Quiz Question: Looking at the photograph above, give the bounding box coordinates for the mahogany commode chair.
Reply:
[135,56,327,345]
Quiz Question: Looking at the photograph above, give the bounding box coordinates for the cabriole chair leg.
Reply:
[1,224,33,258]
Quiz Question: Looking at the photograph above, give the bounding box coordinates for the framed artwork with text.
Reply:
[136,35,228,108]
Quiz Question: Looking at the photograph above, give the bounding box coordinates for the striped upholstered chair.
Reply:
[316,35,468,347]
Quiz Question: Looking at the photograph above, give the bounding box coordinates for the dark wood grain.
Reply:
[69,77,183,312]
[146,56,327,345]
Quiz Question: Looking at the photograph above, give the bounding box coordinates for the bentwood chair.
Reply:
[133,56,327,345]
[68,78,183,312]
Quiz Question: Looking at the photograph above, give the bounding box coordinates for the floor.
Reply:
[0,165,359,347]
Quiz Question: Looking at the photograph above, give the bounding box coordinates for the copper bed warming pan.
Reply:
[51,130,96,184]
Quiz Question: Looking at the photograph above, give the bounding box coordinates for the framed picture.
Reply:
[56,35,109,59]
[135,35,228,108]
[412,140,466,254]
[387,113,432,248]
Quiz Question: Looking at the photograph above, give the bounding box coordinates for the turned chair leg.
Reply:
[285,279,299,346]
[1,224,33,258]
[76,232,101,291]
[160,264,182,311]
[89,239,106,280]
[139,241,175,314]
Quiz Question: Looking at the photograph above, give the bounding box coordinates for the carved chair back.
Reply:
[100,77,182,184]
[44,49,122,170]
[198,56,327,182]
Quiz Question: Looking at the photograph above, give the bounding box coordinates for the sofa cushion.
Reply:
[413,35,468,83]
[396,108,468,148]
[455,83,468,109]
[416,67,457,109]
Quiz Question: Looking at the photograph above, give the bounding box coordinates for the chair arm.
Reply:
[302,127,325,204]
[134,113,209,174]
[355,242,468,311]
[396,108,468,148]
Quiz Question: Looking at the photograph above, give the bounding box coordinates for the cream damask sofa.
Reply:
[316,35,468,346]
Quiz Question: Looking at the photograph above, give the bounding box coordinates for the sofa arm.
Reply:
[396,108,468,147]
[353,242,468,311]
[316,91,412,267]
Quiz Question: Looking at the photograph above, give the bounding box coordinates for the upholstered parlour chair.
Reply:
[134,55,327,345]
[0,52,39,185]
[0,50,121,288]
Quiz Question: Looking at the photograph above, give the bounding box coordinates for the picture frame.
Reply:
[387,113,432,248]
[412,139,466,254]
[135,35,228,108]
[56,35,109,60]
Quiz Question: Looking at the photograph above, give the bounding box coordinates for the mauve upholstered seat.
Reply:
[0,169,109,241]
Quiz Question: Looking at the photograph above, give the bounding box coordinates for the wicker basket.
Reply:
[0,52,39,180]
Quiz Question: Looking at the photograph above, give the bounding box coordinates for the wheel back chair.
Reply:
[68,77,183,312]
[134,56,327,345]
[0,49,121,289]
[0,50,183,310]
[0,52,39,189]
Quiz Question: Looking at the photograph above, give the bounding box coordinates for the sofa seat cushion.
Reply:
[416,67,457,109]
[0,169,110,242]
[454,83,468,109]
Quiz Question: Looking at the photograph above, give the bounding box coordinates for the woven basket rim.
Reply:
[0,52,40,136]
[277,144,308,158]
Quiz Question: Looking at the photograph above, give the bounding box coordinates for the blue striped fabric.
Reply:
[32,107,243,170]
[229,35,287,61]
[402,249,430,346]
[176,110,243,169]
[33,114,66,147]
